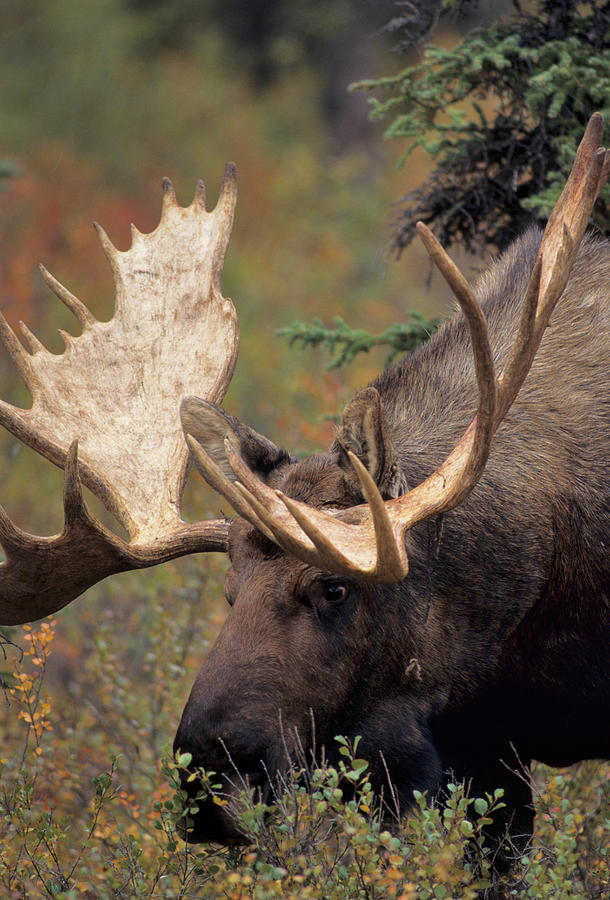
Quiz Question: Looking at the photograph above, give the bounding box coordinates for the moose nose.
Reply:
[173,705,273,844]
[174,715,269,778]
[173,692,274,787]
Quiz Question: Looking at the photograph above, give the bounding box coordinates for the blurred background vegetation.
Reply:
[0,0,608,896]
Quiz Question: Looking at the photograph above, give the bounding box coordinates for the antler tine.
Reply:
[1,171,239,624]
[194,179,206,208]
[92,220,119,268]
[162,176,178,209]
[0,310,36,389]
[218,163,238,214]
[344,451,408,580]
[496,114,607,422]
[211,164,238,294]
[18,321,46,355]
[415,222,497,493]
[39,263,97,329]
[185,434,276,543]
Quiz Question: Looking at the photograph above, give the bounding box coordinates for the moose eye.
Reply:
[321,581,348,603]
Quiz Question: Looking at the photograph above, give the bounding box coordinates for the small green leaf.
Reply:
[460,819,474,836]
[474,797,489,815]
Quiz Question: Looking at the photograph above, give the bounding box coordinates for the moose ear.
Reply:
[333,387,405,499]
[181,396,293,484]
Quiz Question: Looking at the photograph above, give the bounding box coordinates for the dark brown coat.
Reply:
[174,228,610,848]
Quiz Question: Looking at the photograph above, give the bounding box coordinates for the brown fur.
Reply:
[174,228,609,850]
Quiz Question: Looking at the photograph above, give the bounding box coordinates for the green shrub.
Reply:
[1,620,606,900]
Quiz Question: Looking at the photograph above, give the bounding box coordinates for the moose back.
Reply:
[0,116,608,853]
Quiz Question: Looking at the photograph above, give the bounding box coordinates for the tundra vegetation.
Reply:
[0,606,607,897]
[0,1,608,898]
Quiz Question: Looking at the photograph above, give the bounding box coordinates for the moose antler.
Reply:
[187,113,609,582]
[0,167,240,623]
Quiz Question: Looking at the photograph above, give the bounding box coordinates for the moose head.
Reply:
[1,115,608,851]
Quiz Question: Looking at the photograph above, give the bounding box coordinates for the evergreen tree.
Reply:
[357,0,610,255]
[280,1,610,367]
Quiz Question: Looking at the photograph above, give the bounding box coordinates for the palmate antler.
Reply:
[187,113,610,582]
[0,167,240,623]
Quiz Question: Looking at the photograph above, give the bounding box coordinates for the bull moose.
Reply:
[0,115,608,856]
